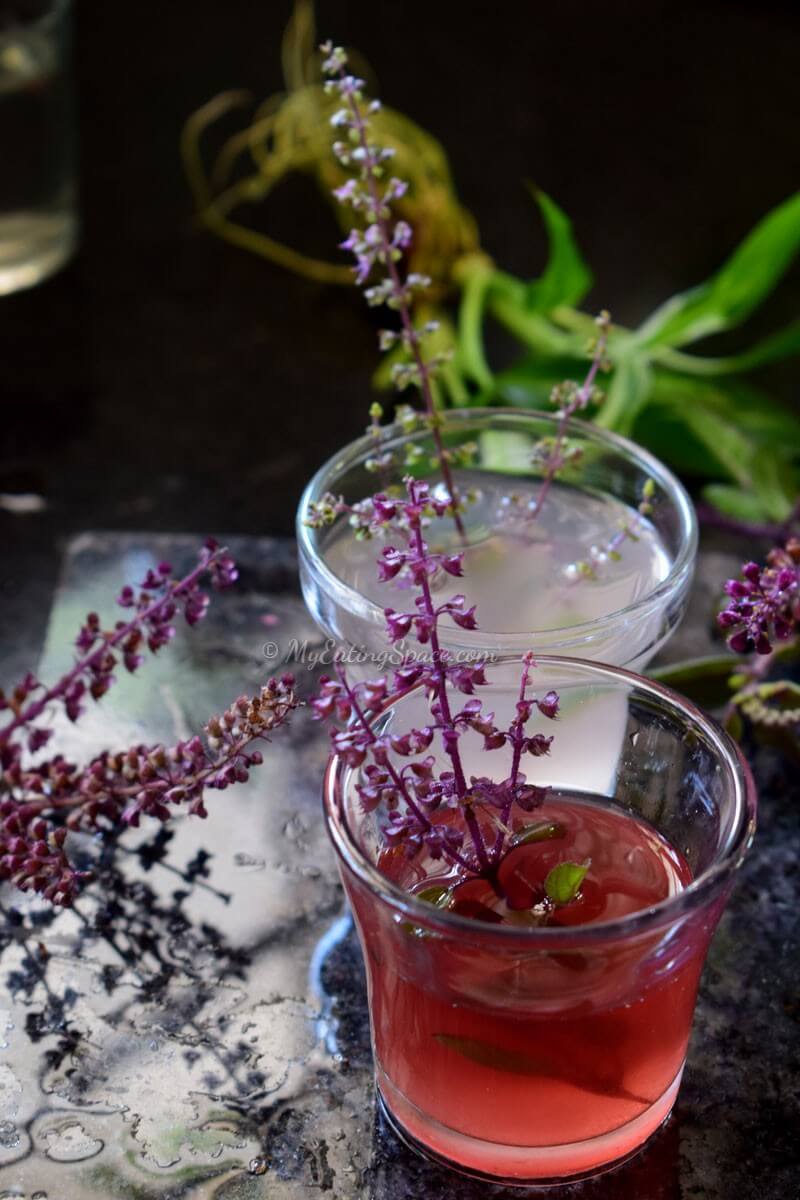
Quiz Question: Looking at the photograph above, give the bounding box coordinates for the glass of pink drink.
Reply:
[323,658,756,1186]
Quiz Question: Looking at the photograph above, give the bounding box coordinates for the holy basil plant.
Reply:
[185,0,800,531]
[449,189,800,530]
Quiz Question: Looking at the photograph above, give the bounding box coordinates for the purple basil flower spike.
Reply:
[0,544,297,907]
[312,475,562,884]
[718,539,799,655]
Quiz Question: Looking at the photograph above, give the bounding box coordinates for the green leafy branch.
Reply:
[453,189,800,528]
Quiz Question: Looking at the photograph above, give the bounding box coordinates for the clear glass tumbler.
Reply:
[0,0,77,294]
[323,657,756,1185]
[297,409,697,673]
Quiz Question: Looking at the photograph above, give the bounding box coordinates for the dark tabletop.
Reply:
[0,532,797,1200]
[1,2,799,1196]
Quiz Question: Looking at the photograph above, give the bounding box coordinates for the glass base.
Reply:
[377,1064,683,1187]
[0,210,77,295]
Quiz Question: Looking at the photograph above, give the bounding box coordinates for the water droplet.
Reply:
[233,851,266,872]
[282,813,310,843]
[248,1156,268,1175]
[0,1120,19,1149]
[43,1121,103,1162]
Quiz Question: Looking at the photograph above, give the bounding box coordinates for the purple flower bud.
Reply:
[334,181,359,205]
[451,605,477,631]
[372,494,397,522]
[516,784,548,812]
[27,728,52,753]
[392,220,413,249]
[390,732,412,755]
[440,554,464,577]
[392,664,425,692]
[724,580,750,599]
[384,608,413,643]
[525,734,553,757]
[378,547,406,581]
[537,691,560,719]
[412,614,433,644]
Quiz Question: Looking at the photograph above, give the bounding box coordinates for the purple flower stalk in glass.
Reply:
[311,476,587,906]
[320,41,466,536]
[529,310,610,521]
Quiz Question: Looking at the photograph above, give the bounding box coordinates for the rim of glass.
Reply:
[323,655,756,945]
[297,408,698,644]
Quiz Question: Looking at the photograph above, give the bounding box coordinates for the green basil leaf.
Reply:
[636,191,800,348]
[650,656,737,709]
[524,187,593,313]
[481,356,589,408]
[487,290,574,356]
[651,319,800,375]
[416,884,453,909]
[701,378,800,452]
[702,484,772,525]
[512,821,567,846]
[644,375,755,485]
[594,355,653,434]
[644,373,800,487]
[630,405,722,478]
[681,406,754,487]
[545,861,589,905]
[750,450,799,523]
[456,263,496,389]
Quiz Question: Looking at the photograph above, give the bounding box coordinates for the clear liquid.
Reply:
[323,471,671,635]
[0,9,76,292]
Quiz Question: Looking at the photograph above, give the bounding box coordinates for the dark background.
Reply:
[2,0,799,678]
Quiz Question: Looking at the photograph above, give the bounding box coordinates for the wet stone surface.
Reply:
[0,533,797,1198]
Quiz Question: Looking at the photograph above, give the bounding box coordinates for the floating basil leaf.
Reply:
[512,821,567,846]
[416,884,453,909]
[545,861,589,905]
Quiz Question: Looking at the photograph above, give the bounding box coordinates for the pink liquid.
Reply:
[347,793,705,1181]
